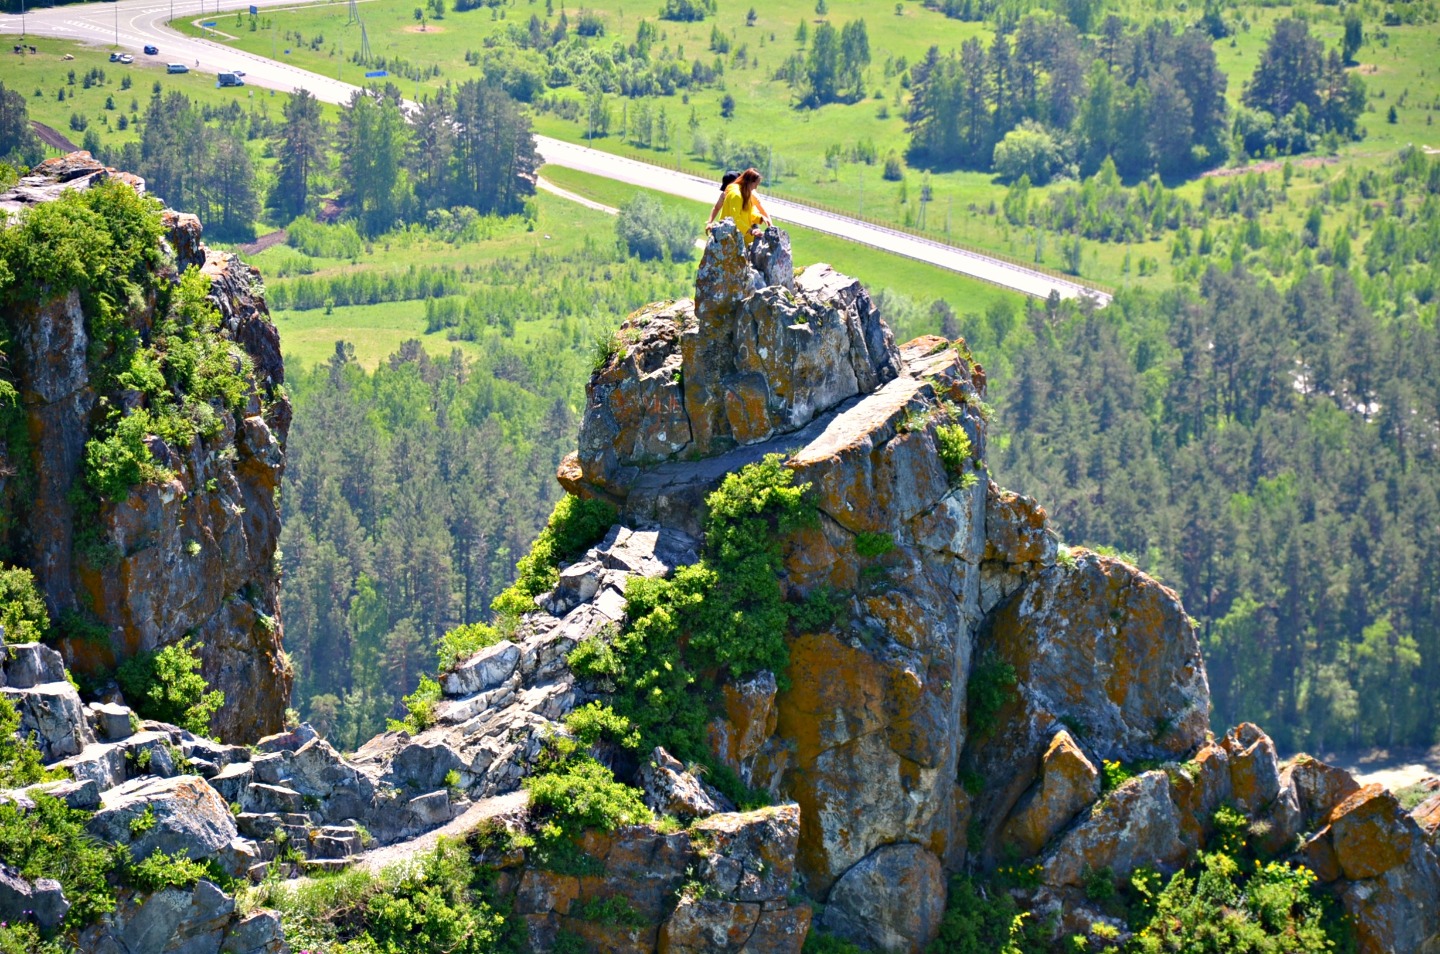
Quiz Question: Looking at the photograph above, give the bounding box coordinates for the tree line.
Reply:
[906,13,1364,182]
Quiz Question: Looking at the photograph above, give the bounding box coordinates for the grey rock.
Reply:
[59,741,128,791]
[88,775,239,863]
[249,752,288,785]
[441,641,521,698]
[748,225,795,291]
[2,681,92,761]
[87,702,135,741]
[0,864,70,931]
[207,761,254,804]
[638,747,735,821]
[822,843,947,954]
[243,783,304,815]
[1,643,67,689]
[254,723,318,755]
[406,789,455,827]
[220,909,286,954]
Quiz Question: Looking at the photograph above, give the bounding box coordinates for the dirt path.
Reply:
[355,789,528,873]
[30,121,78,153]
[237,229,287,256]
[1318,744,1440,792]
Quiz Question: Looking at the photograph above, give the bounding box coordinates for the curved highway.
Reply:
[0,0,1109,304]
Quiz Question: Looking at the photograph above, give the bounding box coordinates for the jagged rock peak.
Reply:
[0,152,291,741]
[561,221,902,503]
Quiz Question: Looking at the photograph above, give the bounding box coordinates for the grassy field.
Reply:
[169,0,1440,289]
[0,35,335,154]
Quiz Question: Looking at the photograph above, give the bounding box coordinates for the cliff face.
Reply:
[3,201,1435,954]
[0,154,291,741]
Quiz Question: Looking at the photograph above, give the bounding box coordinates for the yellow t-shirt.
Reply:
[719,183,759,239]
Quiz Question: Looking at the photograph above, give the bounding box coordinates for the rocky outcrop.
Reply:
[0,153,290,742]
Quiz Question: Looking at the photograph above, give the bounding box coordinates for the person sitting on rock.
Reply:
[706,170,740,225]
[706,167,771,245]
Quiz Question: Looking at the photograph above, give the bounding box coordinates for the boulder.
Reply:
[1281,754,1360,830]
[637,747,735,821]
[689,804,802,903]
[253,723,318,755]
[0,864,70,931]
[1328,785,1415,880]
[1415,790,1440,845]
[76,880,235,954]
[2,681,92,761]
[441,641,521,698]
[220,909,286,954]
[0,643,67,689]
[87,702,135,742]
[1001,729,1101,859]
[659,898,762,953]
[88,775,239,863]
[1223,723,1282,816]
[966,550,1209,861]
[747,226,794,291]
[1336,841,1440,954]
[1043,771,1188,887]
[820,843,947,953]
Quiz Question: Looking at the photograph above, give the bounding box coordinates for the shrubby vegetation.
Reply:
[116,638,226,736]
[248,838,524,953]
[568,456,815,800]
[0,564,50,644]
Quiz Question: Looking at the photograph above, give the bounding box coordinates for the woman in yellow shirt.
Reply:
[706,168,771,245]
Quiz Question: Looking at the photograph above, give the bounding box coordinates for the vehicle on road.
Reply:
[165,62,188,73]
[108,51,120,61]
[118,53,132,63]
[217,71,243,87]
[143,44,158,55]
[232,69,244,76]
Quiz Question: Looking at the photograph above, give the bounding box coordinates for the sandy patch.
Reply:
[403,23,446,33]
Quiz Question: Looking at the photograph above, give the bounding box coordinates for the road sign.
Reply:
[249,4,257,12]
[364,69,387,77]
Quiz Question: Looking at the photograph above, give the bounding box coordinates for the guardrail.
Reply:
[550,136,1117,298]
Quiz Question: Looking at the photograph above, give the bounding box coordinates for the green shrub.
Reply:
[563,702,640,750]
[124,847,228,893]
[572,894,647,927]
[254,839,522,954]
[0,564,49,643]
[0,794,119,927]
[1129,853,1346,952]
[1100,759,1135,793]
[388,674,442,733]
[854,531,895,558]
[935,422,975,481]
[492,494,617,619]
[803,931,866,954]
[569,455,816,768]
[926,873,1045,953]
[0,923,66,954]
[525,756,652,838]
[966,654,1018,736]
[116,637,225,735]
[436,622,503,672]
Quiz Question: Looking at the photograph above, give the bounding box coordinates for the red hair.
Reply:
[738,168,762,209]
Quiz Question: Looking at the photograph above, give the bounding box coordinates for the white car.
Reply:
[118,53,133,64]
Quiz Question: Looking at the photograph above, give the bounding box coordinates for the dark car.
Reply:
[143,44,159,55]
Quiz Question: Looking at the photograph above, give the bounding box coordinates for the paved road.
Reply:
[0,0,1110,304]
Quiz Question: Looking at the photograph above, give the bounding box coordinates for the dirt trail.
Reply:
[355,789,528,873]
[1320,744,1440,792]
